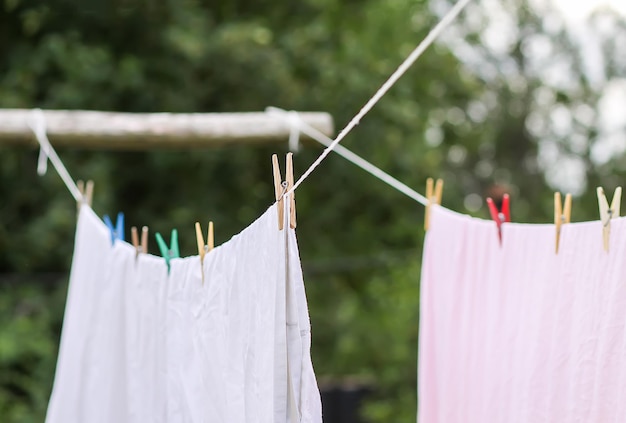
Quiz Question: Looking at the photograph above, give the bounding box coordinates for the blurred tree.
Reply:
[435,0,626,222]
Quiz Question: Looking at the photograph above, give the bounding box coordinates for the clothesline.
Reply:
[29,0,470,212]
[286,0,472,196]
[266,107,429,206]
[30,109,84,203]
[31,104,432,210]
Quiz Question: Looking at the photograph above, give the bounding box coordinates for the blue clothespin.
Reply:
[103,212,125,244]
[155,229,180,271]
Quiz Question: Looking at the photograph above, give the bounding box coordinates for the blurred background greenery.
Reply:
[1,0,626,421]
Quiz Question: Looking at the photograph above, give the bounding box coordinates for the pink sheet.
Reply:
[419,205,626,423]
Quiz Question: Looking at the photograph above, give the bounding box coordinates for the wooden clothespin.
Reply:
[77,179,94,211]
[155,229,180,271]
[195,221,214,283]
[597,186,621,252]
[103,212,124,245]
[272,152,296,230]
[486,193,510,244]
[424,178,443,231]
[131,226,149,255]
[554,192,572,254]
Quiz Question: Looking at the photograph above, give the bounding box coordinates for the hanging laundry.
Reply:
[164,198,321,423]
[46,205,134,423]
[124,249,169,422]
[285,212,323,423]
[418,205,626,422]
[46,202,322,423]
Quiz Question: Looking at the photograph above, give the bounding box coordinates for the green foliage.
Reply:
[0,280,66,422]
[1,0,626,421]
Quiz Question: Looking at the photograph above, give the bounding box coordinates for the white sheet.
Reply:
[46,202,322,423]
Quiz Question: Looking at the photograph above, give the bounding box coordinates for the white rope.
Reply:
[267,107,428,205]
[29,109,84,202]
[287,0,472,195]
[287,111,301,152]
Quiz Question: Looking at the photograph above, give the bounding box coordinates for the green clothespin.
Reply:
[155,229,180,271]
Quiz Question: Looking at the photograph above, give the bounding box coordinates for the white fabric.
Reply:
[286,224,323,423]
[46,203,322,423]
[125,250,168,423]
[46,205,130,422]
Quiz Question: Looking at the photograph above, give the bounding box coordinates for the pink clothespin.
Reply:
[486,193,510,243]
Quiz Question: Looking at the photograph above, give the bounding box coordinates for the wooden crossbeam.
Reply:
[0,109,334,149]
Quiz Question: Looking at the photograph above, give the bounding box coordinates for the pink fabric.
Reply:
[419,205,626,423]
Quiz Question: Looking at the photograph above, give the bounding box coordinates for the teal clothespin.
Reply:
[103,212,124,244]
[155,229,180,271]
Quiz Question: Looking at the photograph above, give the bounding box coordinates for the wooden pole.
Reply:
[0,109,334,149]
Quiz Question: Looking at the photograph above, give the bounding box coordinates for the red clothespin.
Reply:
[486,193,510,243]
